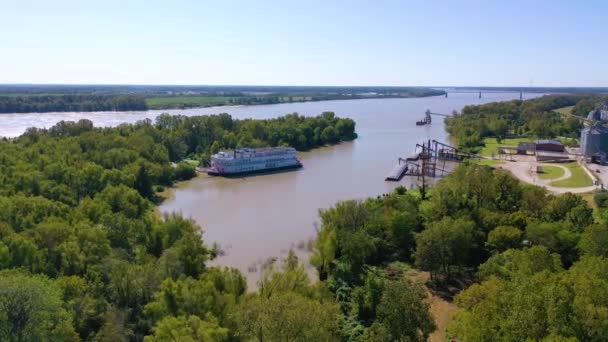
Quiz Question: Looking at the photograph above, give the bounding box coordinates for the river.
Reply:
[0,92,540,286]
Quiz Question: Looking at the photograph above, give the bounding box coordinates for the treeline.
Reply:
[0,112,356,340]
[147,91,447,110]
[445,95,585,151]
[2,107,607,340]
[153,111,357,164]
[0,84,445,112]
[0,94,148,113]
[311,163,607,340]
[146,88,446,110]
[572,95,608,117]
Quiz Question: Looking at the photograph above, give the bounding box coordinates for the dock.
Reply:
[385,139,463,182]
[385,162,409,181]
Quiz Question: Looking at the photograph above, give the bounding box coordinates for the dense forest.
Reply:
[571,95,608,117]
[445,95,590,151]
[0,111,356,341]
[0,95,148,113]
[1,105,607,340]
[312,163,607,341]
[0,123,608,341]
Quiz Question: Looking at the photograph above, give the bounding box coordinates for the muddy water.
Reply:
[0,93,541,285]
[152,93,540,284]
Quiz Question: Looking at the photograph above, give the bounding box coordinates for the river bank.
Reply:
[0,93,542,287]
[154,94,540,286]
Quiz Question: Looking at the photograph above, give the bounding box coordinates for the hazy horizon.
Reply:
[2,83,607,89]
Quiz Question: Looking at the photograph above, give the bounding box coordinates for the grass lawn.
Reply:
[146,96,235,109]
[538,165,565,180]
[550,162,593,188]
[554,105,574,116]
[182,159,200,167]
[480,137,533,156]
[475,158,503,167]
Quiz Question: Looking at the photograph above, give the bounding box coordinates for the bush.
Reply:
[174,162,197,181]
[594,190,608,208]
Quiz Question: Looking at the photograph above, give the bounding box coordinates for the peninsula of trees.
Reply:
[0,111,356,340]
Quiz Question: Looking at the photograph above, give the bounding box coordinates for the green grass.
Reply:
[554,105,574,116]
[538,165,565,180]
[474,158,503,167]
[480,137,533,156]
[182,159,200,167]
[146,96,235,109]
[550,162,593,188]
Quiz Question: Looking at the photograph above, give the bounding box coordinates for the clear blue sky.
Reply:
[1,0,606,86]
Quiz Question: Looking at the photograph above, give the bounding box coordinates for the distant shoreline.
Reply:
[0,84,446,114]
[0,93,446,115]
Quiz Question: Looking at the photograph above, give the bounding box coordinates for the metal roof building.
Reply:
[534,139,565,152]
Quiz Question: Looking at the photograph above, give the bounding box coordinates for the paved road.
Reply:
[499,160,598,194]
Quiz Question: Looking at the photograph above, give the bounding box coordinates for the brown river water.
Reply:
[0,92,541,286]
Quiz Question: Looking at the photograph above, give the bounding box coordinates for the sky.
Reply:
[0,0,606,87]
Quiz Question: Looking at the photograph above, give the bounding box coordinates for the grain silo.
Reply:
[581,125,608,163]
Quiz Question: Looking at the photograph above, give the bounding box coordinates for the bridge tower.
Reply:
[478,91,482,98]
[520,91,523,101]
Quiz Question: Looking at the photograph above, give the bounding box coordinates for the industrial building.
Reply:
[533,139,565,152]
[580,125,608,164]
[513,140,564,155]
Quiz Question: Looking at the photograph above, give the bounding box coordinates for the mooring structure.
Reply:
[385,139,462,181]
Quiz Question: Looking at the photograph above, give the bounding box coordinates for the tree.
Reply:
[321,126,339,144]
[134,164,154,199]
[0,270,74,341]
[145,315,228,342]
[414,217,476,280]
[235,292,340,341]
[364,279,435,341]
[235,252,340,341]
[594,190,608,208]
[561,256,608,340]
[94,307,133,342]
[579,224,608,257]
[477,246,563,281]
[259,250,311,298]
[144,268,244,329]
[485,225,522,254]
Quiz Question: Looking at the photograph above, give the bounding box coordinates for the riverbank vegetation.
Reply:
[0,111,357,340]
[445,95,597,152]
[312,163,606,341]
[0,94,148,113]
[144,87,446,110]
[1,107,607,340]
[154,111,357,164]
[0,84,446,113]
